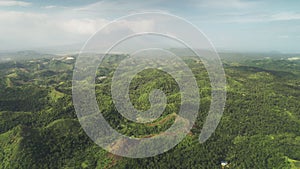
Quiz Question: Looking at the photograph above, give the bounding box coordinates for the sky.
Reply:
[0,0,300,53]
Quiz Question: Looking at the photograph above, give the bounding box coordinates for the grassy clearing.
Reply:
[288,158,300,169]
[49,88,64,102]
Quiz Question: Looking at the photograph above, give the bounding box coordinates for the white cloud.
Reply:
[0,7,157,51]
[195,0,258,9]
[119,20,155,33]
[60,18,108,35]
[213,11,300,23]
[0,10,109,50]
[73,0,170,17]
[271,12,300,21]
[0,0,31,7]
[0,10,46,23]
[278,35,289,39]
[244,12,300,23]
[0,0,298,53]
[44,5,57,9]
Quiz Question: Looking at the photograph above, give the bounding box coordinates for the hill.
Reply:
[0,53,299,168]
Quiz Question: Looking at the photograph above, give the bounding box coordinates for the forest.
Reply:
[0,52,299,168]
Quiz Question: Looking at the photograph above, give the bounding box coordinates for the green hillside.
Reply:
[0,54,299,168]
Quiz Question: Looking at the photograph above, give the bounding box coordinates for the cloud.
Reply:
[0,10,108,50]
[44,5,57,9]
[0,10,108,36]
[1,0,299,53]
[0,0,31,7]
[0,7,157,51]
[73,0,170,17]
[278,35,289,39]
[211,11,300,23]
[195,0,258,9]
[60,18,108,35]
[271,12,300,21]
[0,10,46,22]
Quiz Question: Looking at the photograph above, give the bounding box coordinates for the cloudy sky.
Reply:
[0,0,300,53]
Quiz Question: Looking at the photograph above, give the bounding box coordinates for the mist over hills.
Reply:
[1,48,299,64]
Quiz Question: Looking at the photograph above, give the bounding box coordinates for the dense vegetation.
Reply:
[0,53,299,168]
